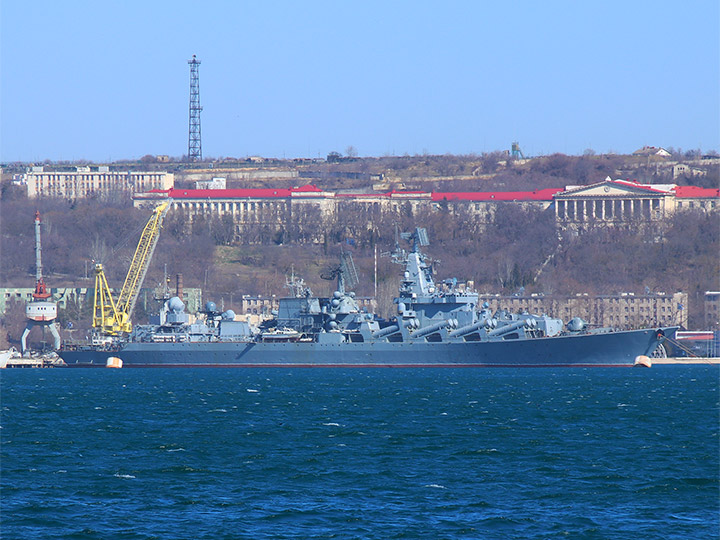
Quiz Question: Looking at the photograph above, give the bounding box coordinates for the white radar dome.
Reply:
[168,297,185,312]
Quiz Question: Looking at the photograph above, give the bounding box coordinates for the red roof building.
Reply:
[132,178,718,240]
[673,186,720,199]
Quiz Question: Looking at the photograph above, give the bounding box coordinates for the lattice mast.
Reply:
[188,55,203,161]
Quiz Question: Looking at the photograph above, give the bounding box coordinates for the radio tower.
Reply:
[187,55,203,162]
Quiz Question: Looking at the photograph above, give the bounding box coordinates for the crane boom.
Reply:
[116,202,169,319]
[93,262,123,334]
[93,202,169,336]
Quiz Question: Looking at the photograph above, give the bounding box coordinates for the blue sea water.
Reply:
[2,367,718,540]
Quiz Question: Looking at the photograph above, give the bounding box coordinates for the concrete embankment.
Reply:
[0,351,66,368]
[652,357,719,365]
[4,357,66,368]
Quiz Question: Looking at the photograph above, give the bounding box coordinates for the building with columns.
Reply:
[133,185,563,236]
[554,178,718,231]
[131,178,718,240]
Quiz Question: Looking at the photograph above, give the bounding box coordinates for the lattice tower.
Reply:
[188,55,203,161]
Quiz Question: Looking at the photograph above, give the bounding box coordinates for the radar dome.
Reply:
[222,310,236,320]
[168,297,185,312]
[567,317,586,332]
[205,301,217,313]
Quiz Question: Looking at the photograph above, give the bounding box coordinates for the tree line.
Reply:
[2,191,717,327]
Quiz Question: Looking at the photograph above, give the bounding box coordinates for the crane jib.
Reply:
[92,202,170,336]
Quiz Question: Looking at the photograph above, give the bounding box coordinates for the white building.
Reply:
[25,166,174,199]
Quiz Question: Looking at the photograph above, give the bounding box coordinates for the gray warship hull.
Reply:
[60,327,669,367]
[60,227,675,368]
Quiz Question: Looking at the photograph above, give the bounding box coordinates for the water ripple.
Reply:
[1,367,718,539]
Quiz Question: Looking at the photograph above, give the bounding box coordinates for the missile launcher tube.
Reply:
[411,319,452,339]
[487,318,536,338]
[448,318,496,338]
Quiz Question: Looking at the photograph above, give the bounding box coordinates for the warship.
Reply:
[60,229,674,368]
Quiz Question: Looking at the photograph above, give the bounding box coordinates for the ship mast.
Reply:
[33,211,51,300]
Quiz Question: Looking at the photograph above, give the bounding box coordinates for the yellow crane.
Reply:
[93,202,170,336]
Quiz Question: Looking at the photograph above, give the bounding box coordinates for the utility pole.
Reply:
[374,244,378,299]
[188,55,203,162]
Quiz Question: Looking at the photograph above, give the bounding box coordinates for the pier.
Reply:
[1,352,66,368]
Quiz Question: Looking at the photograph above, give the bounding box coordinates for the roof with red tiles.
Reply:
[135,183,717,201]
[673,186,720,198]
[144,187,564,201]
[166,187,293,198]
[431,188,563,201]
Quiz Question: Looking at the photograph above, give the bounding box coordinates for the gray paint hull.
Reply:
[60,328,666,367]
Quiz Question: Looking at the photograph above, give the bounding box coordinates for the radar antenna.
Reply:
[400,227,429,253]
[320,251,359,294]
[388,227,440,273]
[286,266,311,297]
[340,251,359,292]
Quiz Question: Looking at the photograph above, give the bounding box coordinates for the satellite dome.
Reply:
[205,301,217,313]
[222,310,236,320]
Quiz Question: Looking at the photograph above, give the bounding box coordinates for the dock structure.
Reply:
[651,357,719,365]
[1,352,66,368]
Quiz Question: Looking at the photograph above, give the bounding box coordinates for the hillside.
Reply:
[1,151,718,346]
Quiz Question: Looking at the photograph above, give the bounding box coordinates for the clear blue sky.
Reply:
[1,0,718,162]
